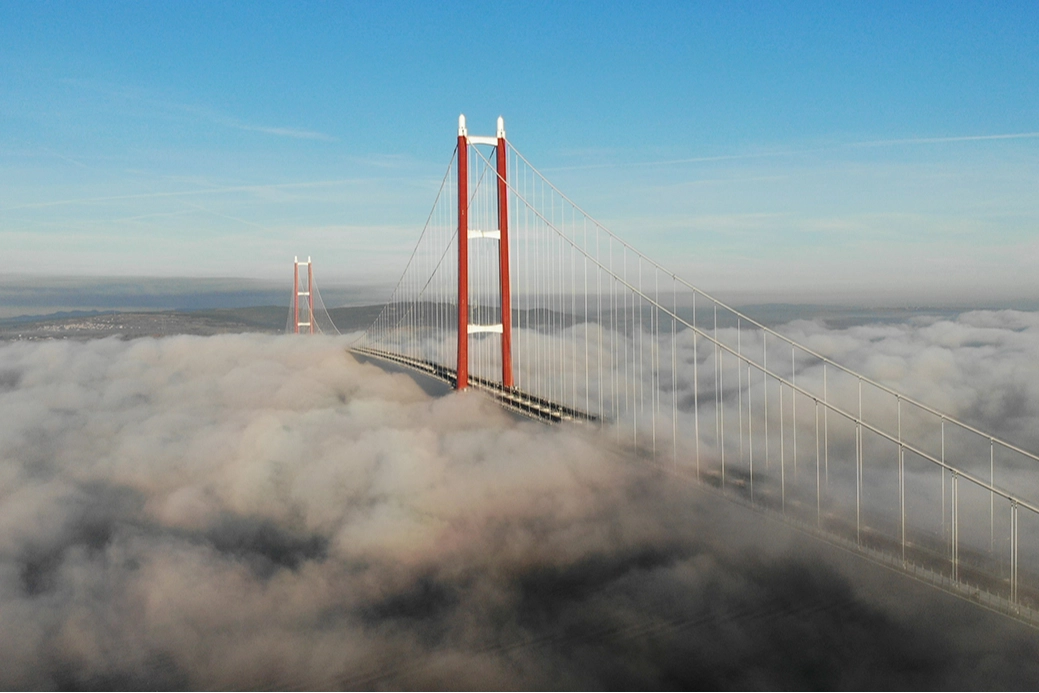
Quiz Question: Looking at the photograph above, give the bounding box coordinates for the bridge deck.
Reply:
[349,346,597,424]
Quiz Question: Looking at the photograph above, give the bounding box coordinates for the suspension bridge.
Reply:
[298,115,1039,627]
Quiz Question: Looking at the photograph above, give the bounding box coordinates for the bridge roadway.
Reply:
[349,346,597,424]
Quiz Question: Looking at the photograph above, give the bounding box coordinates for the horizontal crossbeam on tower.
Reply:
[467,324,503,334]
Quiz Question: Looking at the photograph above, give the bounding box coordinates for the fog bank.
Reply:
[0,331,1037,688]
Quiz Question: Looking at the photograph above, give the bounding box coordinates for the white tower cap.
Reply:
[458,114,467,137]
[496,116,505,139]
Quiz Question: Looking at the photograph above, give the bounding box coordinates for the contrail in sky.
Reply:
[547,131,1039,172]
[852,131,1039,147]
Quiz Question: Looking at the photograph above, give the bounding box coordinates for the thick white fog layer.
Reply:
[1,322,1038,689]
[784,310,1039,450]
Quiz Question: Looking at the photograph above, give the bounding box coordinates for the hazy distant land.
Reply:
[1,274,1034,342]
[1,301,1025,343]
[0,305,386,341]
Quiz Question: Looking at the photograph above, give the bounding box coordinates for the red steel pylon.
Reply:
[456,115,513,390]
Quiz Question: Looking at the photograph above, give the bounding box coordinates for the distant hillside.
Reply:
[0,304,392,341]
[186,306,288,330]
[327,305,387,333]
[190,305,388,333]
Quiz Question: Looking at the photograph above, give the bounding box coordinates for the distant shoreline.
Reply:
[0,305,381,341]
[3,303,1034,343]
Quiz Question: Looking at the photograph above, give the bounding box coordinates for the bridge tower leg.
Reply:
[293,259,300,334]
[456,116,470,389]
[497,117,514,389]
[307,259,315,334]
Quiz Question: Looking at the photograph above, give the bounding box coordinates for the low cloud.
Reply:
[0,328,1037,688]
[786,310,1039,447]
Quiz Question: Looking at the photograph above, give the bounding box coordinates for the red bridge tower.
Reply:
[456,115,513,390]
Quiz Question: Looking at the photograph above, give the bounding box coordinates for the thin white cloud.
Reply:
[220,120,338,142]
[545,131,1039,172]
[852,132,1039,147]
[546,151,793,172]
[0,179,368,212]
[56,77,338,143]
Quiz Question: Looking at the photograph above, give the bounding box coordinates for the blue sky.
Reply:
[1,1,1037,304]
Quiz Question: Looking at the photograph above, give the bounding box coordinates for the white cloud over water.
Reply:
[0,328,1037,688]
